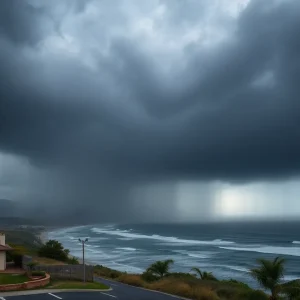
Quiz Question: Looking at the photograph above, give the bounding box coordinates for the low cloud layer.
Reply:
[1,0,300,223]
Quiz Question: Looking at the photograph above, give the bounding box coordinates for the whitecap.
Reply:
[219,246,300,257]
[223,265,250,273]
[91,227,234,246]
[116,247,137,251]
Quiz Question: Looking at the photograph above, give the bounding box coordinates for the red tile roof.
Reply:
[0,244,13,251]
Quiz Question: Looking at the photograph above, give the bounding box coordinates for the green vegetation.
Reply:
[95,262,271,300]
[66,256,79,265]
[146,259,174,279]
[251,256,285,300]
[0,274,29,285]
[27,261,38,272]
[48,280,108,290]
[38,240,71,262]
[281,280,300,299]
[191,267,217,281]
[31,271,46,277]
[94,265,123,279]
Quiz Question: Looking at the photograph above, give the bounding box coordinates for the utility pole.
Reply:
[78,238,88,283]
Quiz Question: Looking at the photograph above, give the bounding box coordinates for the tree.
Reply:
[191,267,217,281]
[38,239,69,262]
[146,259,174,279]
[251,256,285,300]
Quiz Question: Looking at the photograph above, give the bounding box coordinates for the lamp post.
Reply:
[78,238,88,283]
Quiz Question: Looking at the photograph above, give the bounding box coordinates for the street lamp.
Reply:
[78,238,88,283]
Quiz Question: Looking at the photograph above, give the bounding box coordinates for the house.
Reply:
[0,233,13,271]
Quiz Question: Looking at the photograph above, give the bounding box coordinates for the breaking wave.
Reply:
[91,227,234,246]
[116,247,137,251]
[219,246,300,257]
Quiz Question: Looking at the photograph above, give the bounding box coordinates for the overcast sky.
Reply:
[1,0,300,223]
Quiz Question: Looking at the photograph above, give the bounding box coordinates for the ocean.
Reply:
[48,222,300,287]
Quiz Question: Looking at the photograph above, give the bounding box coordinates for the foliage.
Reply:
[166,272,196,280]
[66,256,79,265]
[141,271,160,282]
[38,239,70,262]
[149,278,220,300]
[222,279,251,289]
[280,279,300,300]
[118,274,144,287]
[94,265,123,279]
[240,289,269,300]
[146,259,174,279]
[27,261,38,271]
[31,271,46,277]
[251,256,285,300]
[191,267,218,281]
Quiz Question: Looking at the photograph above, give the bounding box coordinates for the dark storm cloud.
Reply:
[0,0,51,45]
[1,0,300,223]
[1,0,300,182]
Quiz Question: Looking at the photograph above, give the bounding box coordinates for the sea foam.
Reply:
[219,246,300,257]
[91,227,234,245]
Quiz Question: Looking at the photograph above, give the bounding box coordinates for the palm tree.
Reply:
[146,259,174,279]
[251,256,285,300]
[191,267,217,281]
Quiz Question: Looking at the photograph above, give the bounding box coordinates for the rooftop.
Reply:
[0,244,12,251]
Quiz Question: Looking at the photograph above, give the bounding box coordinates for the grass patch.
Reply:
[0,274,29,285]
[33,256,67,265]
[48,280,109,290]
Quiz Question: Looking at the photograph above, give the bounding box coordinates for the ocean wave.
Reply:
[223,265,250,273]
[91,227,234,245]
[292,241,300,244]
[116,247,137,251]
[219,246,300,257]
[187,253,210,259]
[172,249,213,259]
[284,275,300,281]
[107,262,144,273]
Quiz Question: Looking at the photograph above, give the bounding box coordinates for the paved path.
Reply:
[0,277,186,300]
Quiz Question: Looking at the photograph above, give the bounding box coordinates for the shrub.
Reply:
[166,272,197,280]
[31,271,46,277]
[190,286,220,300]
[94,265,123,279]
[222,279,251,289]
[141,271,159,282]
[38,240,69,262]
[66,256,79,265]
[245,290,268,300]
[118,274,145,287]
[27,261,38,271]
[150,278,219,300]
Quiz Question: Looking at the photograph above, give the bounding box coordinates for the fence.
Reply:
[23,256,94,282]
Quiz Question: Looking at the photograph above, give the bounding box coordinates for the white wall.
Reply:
[0,251,6,271]
[0,233,5,245]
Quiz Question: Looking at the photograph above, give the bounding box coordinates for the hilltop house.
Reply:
[0,233,13,271]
